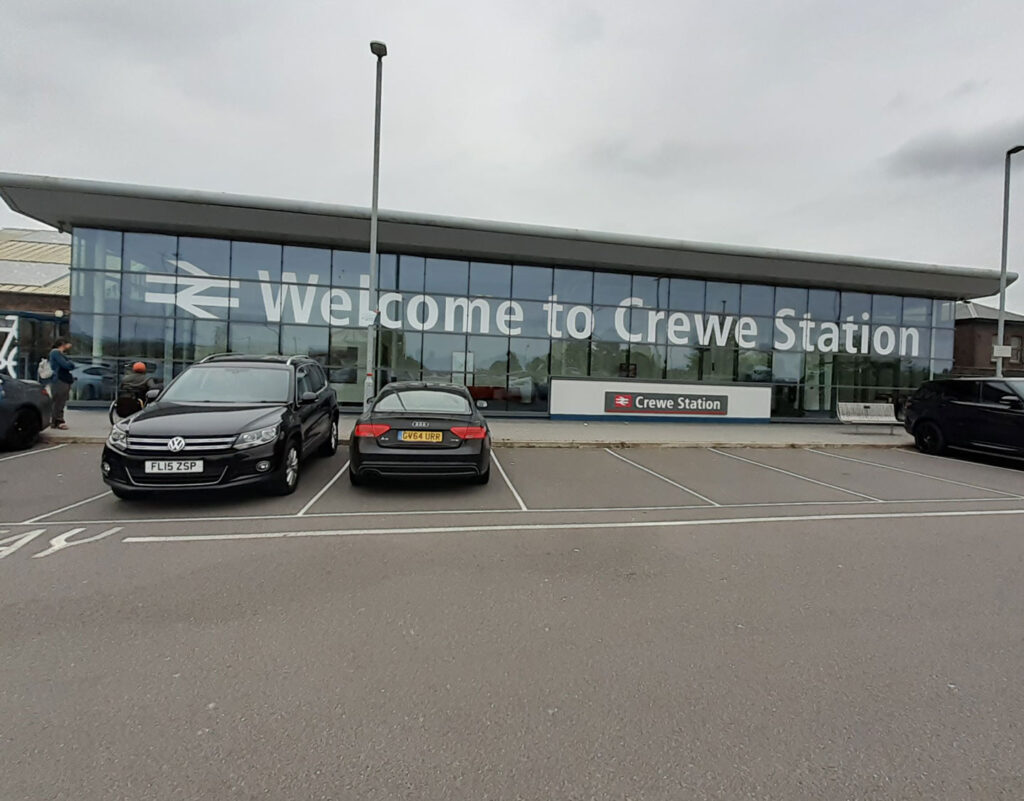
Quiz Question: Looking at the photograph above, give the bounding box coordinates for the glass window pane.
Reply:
[705,282,740,315]
[229,322,279,354]
[281,325,329,362]
[871,294,902,324]
[741,284,774,316]
[124,233,176,274]
[71,271,121,316]
[553,268,592,304]
[283,245,330,285]
[327,328,364,391]
[593,307,621,341]
[593,271,631,306]
[69,314,119,360]
[933,300,955,328]
[808,289,840,321]
[174,319,228,362]
[902,297,932,325]
[738,350,772,383]
[550,340,589,377]
[398,255,425,292]
[517,301,549,338]
[630,344,666,379]
[178,237,230,278]
[704,346,737,382]
[589,341,629,378]
[379,330,422,385]
[772,351,804,383]
[425,258,469,296]
[72,228,122,271]
[774,286,807,316]
[467,335,508,378]
[470,261,511,298]
[121,271,174,317]
[932,328,954,360]
[666,346,701,380]
[119,316,176,360]
[840,292,871,321]
[378,254,397,290]
[231,280,272,322]
[669,278,705,311]
[422,333,467,381]
[737,316,774,350]
[631,276,668,308]
[232,241,281,282]
[512,265,552,300]
[332,250,368,288]
[509,336,550,381]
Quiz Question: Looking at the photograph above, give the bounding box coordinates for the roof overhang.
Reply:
[0,172,1013,300]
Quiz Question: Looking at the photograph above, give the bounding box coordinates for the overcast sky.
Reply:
[3,0,1024,310]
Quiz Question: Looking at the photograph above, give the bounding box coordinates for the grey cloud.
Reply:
[883,118,1024,178]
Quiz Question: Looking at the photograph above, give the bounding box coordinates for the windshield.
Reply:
[374,389,471,414]
[1007,379,1024,399]
[161,366,291,403]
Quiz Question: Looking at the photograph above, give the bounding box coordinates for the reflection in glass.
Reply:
[932,328,954,361]
[121,271,174,317]
[229,322,279,354]
[231,280,272,322]
[631,276,669,308]
[174,319,228,362]
[119,316,176,361]
[738,350,771,383]
[902,297,931,325]
[593,272,631,306]
[630,344,666,379]
[378,254,397,290]
[706,282,740,315]
[589,341,629,378]
[72,228,122,271]
[553,268,592,304]
[516,301,549,338]
[669,279,705,311]
[69,314,120,361]
[422,333,467,381]
[667,346,701,381]
[179,237,230,278]
[774,286,807,316]
[425,258,469,296]
[398,255,425,292]
[332,250,369,287]
[512,265,552,300]
[840,292,871,321]
[871,294,901,324]
[468,336,509,377]
[232,241,282,281]
[551,340,589,377]
[283,245,331,285]
[808,289,840,321]
[772,351,803,383]
[704,345,736,382]
[328,327,366,403]
[509,337,550,381]
[379,330,422,384]
[71,271,121,316]
[281,325,329,362]
[740,284,774,316]
[470,261,511,298]
[933,300,955,328]
[124,233,176,274]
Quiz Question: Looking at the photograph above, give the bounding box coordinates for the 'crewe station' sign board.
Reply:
[549,379,771,421]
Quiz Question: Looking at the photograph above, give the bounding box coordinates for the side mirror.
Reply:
[300,391,318,404]
[146,388,160,401]
[999,394,1024,410]
[476,399,488,409]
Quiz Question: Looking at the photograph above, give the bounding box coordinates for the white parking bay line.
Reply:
[123,506,1024,544]
[806,448,1024,498]
[491,452,528,511]
[0,443,67,463]
[297,461,349,516]
[707,447,883,502]
[604,448,719,506]
[20,490,113,524]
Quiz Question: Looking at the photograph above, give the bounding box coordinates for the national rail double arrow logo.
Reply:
[144,262,240,319]
[613,394,633,408]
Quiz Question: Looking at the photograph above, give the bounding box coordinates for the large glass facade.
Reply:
[69,228,956,416]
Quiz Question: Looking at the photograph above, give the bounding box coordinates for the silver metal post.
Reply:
[996,145,1023,379]
[364,41,387,409]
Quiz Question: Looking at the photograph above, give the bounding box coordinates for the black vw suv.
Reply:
[101,355,339,498]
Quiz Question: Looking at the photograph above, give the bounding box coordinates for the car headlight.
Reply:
[233,424,280,450]
[107,425,128,451]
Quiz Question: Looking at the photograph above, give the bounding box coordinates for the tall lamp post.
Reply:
[995,144,1024,379]
[364,40,388,409]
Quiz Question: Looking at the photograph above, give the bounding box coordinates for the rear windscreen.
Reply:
[374,390,471,414]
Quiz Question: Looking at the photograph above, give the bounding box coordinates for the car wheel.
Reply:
[270,441,301,495]
[472,466,490,485]
[348,467,365,486]
[319,416,339,457]
[4,408,40,450]
[914,421,945,455]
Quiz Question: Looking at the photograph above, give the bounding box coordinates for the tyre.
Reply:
[349,467,365,486]
[914,421,945,455]
[472,466,491,485]
[4,407,41,450]
[319,416,339,457]
[269,441,301,495]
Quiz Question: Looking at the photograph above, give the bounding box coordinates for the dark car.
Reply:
[101,355,339,498]
[0,373,52,450]
[904,377,1024,457]
[348,382,491,485]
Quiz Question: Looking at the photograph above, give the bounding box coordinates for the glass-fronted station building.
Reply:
[0,173,1011,418]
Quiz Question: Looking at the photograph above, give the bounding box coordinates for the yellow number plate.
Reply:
[399,430,443,442]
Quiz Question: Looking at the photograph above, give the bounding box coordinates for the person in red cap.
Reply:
[117,361,159,412]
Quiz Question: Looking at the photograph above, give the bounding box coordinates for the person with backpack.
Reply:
[46,338,75,430]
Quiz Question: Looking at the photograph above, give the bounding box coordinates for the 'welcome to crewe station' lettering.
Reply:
[255,271,924,358]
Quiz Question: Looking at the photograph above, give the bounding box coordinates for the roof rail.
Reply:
[285,354,309,365]
[198,352,236,363]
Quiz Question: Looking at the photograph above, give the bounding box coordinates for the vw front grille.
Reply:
[125,435,236,453]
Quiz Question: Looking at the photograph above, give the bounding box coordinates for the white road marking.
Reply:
[908,448,1024,476]
[1,495,1021,528]
[296,461,349,516]
[491,452,528,511]
[0,443,67,463]
[32,527,123,558]
[604,448,719,506]
[123,506,1024,544]
[20,490,113,524]
[708,447,883,502]
[0,528,48,559]
[806,448,1024,498]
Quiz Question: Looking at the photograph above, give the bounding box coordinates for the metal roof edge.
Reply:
[0,171,1010,287]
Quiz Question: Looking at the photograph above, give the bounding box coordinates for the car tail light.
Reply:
[450,425,487,440]
[354,423,390,438]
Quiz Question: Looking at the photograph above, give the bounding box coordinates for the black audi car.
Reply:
[348,382,491,485]
[101,355,339,498]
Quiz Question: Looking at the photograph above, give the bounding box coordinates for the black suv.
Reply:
[101,355,339,498]
[904,377,1024,457]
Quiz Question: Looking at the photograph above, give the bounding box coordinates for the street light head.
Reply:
[1009,145,1024,155]
[370,41,388,58]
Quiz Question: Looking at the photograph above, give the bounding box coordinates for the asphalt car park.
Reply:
[4,440,1024,799]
